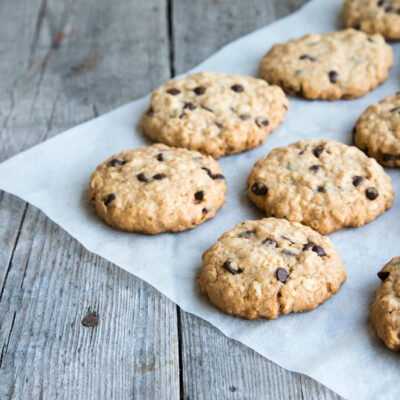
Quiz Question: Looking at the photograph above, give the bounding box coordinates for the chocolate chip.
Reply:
[202,208,208,214]
[157,153,164,161]
[153,173,167,180]
[146,108,154,117]
[167,88,180,95]
[251,182,268,195]
[366,187,379,200]
[281,235,295,244]
[262,238,277,247]
[352,175,364,187]
[255,117,269,127]
[303,243,314,251]
[104,193,116,206]
[282,249,296,257]
[385,6,393,12]
[299,54,317,62]
[215,122,223,129]
[212,173,225,180]
[329,71,338,83]
[389,107,400,113]
[240,114,251,120]
[184,102,196,110]
[108,158,125,167]
[377,0,384,5]
[238,230,255,238]
[81,313,99,327]
[309,165,321,172]
[313,145,325,158]
[231,84,244,93]
[194,190,204,201]
[312,245,326,257]
[276,268,289,283]
[317,186,326,193]
[137,173,148,182]
[201,167,212,176]
[194,86,206,95]
[201,105,214,113]
[179,112,187,119]
[354,24,361,30]
[223,260,242,274]
[377,271,389,280]
[383,153,400,161]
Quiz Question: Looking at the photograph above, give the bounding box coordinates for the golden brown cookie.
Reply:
[259,29,393,100]
[370,257,400,351]
[141,72,288,158]
[89,144,226,233]
[354,93,400,167]
[247,139,394,234]
[198,218,346,320]
[344,0,400,40]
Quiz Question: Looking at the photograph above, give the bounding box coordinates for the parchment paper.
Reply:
[0,0,399,398]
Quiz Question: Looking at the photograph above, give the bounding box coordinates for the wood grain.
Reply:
[0,0,179,398]
[171,0,276,75]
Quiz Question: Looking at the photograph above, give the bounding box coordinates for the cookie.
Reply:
[370,257,400,351]
[89,143,226,234]
[354,93,400,167]
[344,0,400,40]
[141,72,288,159]
[198,218,346,320]
[259,29,393,100]
[247,139,394,234]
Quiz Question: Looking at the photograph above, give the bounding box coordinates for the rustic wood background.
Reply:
[0,0,343,398]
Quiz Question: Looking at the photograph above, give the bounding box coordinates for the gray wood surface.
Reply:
[0,0,343,399]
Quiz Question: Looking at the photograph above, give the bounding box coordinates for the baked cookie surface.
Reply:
[344,0,400,40]
[141,72,288,158]
[247,139,394,234]
[198,218,346,320]
[354,93,400,167]
[259,29,393,100]
[370,257,400,350]
[89,144,226,234]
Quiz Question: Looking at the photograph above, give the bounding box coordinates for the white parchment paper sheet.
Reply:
[0,0,399,398]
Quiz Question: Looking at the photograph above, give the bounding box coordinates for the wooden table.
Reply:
[0,1,343,398]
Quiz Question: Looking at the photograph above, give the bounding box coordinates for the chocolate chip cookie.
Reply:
[344,0,400,40]
[259,29,393,100]
[89,144,226,233]
[354,93,400,167]
[198,218,346,320]
[141,72,288,158]
[370,257,400,350]
[247,139,394,234]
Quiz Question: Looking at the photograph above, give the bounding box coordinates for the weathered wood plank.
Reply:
[273,0,311,19]
[173,1,342,399]
[0,0,179,399]
[171,0,276,75]
[0,207,180,399]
